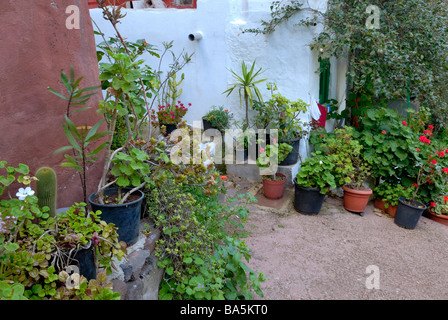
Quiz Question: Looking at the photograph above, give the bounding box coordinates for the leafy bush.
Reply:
[147,178,265,300]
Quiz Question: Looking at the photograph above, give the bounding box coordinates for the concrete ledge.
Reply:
[226,162,301,187]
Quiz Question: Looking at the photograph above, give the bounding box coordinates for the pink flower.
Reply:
[428,125,434,130]
[382,130,386,135]
[402,121,408,126]
[416,148,420,152]
[259,148,265,153]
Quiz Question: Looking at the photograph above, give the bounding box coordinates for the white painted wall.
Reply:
[89,0,347,176]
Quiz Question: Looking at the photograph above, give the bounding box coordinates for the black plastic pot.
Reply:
[56,242,97,281]
[70,242,97,281]
[293,180,325,215]
[279,137,301,166]
[202,117,212,131]
[161,123,177,136]
[88,188,144,245]
[394,197,427,229]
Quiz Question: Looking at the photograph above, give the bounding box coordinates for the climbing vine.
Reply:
[245,0,448,132]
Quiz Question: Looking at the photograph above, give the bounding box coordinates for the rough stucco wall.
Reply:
[89,0,342,178]
[0,0,104,207]
[89,0,330,125]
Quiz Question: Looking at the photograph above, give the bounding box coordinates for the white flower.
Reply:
[16,187,35,200]
[319,160,323,165]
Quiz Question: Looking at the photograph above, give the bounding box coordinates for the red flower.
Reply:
[428,125,434,130]
[439,151,445,157]
[402,121,408,126]
[443,168,448,173]
[220,176,227,180]
[416,148,420,152]
[419,136,431,144]
[430,202,436,207]
[381,130,386,135]
[431,160,437,164]
[412,183,418,187]
[444,196,448,204]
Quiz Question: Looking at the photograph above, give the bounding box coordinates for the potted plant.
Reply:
[0,162,124,299]
[256,141,292,199]
[252,84,309,165]
[293,151,338,215]
[395,130,448,229]
[426,195,448,226]
[372,182,414,218]
[202,105,234,132]
[325,126,373,215]
[223,60,266,129]
[157,101,190,136]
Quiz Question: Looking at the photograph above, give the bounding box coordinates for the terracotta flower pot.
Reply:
[373,198,397,217]
[426,209,448,226]
[342,185,372,214]
[262,173,286,200]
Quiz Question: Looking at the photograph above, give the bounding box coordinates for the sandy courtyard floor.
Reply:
[229,179,448,300]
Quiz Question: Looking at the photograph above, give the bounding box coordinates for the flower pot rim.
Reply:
[88,187,145,208]
[342,185,373,195]
[398,196,427,210]
[262,172,286,181]
[293,178,321,192]
[426,208,448,219]
[279,136,301,143]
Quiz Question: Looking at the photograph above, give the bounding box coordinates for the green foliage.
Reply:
[54,115,109,204]
[312,0,448,129]
[295,151,338,194]
[47,64,100,117]
[148,179,265,300]
[352,108,419,183]
[35,167,58,218]
[256,142,292,170]
[252,84,309,141]
[0,163,124,300]
[243,0,305,35]
[203,106,235,132]
[0,161,31,197]
[372,182,414,208]
[223,61,267,129]
[317,126,372,189]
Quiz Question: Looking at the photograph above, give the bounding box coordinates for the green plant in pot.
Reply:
[395,126,448,229]
[372,182,414,217]
[294,151,338,215]
[0,161,123,300]
[252,84,309,165]
[324,126,373,215]
[256,140,292,199]
[223,60,266,130]
[202,105,235,132]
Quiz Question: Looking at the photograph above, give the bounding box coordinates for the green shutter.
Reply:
[319,58,330,104]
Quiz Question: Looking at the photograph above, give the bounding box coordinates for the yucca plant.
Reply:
[223,60,266,129]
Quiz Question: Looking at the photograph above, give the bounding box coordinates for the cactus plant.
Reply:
[35,167,57,217]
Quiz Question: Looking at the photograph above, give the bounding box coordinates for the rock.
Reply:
[111,279,127,300]
[120,264,134,282]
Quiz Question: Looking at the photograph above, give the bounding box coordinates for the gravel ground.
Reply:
[231,180,448,300]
